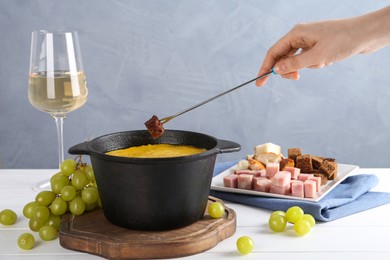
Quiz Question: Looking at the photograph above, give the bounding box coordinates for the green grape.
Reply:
[294,219,312,236]
[0,209,17,225]
[44,214,61,231]
[29,218,45,232]
[236,236,254,255]
[71,170,88,190]
[85,202,97,211]
[17,233,35,250]
[60,159,77,176]
[84,164,95,182]
[50,197,68,216]
[31,205,50,222]
[50,171,63,182]
[23,201,39,219]
[301,214,316,227]
[268,213,287,232]
[69,196,86,216]
[285,206,304,224]
[271,210,286,217]
[35,191,56,206]
[81,187,99,204]
[50,174,70,194]
[208,201,225,218]
[61,185,77,201]
[39,225,58,241]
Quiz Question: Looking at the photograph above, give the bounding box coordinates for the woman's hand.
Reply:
[256,6,390,87]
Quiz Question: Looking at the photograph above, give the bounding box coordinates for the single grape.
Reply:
[39,225,58,241]
[60,159,77,176]
[29,218,45,232]
[0,209,17,225]
[85,202,97,211]
[84,164,95,182]
[268,213,287,232]
[236,236,254,255]
[35,191,56,206]
[81,187,99,204]
[50,171,64,182]
[301,214,316,227]
[50,174,70,194]
[294,219,312,236]
[69,196,86,216]
[17,233,35,250]
[61,185,77,201]
[208,201,225,219]
[50,197,68,216]
[271,210,286,217]
[71,170,88,190]
[44,214,61,231]
[285,206,304,224]
[23,201,39,219]
[31,205,50,222]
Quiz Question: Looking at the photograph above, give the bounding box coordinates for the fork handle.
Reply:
[161,69,275,124]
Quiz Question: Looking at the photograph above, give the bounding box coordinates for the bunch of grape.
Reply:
[19,157,99,249]
[268,206,315,236]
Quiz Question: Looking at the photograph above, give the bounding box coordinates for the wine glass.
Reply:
[28,30,88,191]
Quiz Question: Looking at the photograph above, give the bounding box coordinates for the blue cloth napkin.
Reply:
[210,161,390,222]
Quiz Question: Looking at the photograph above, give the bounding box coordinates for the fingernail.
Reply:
[255,79,263,87]
[274,64,286,74]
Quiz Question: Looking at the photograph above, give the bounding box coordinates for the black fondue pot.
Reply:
[68,130,240,231]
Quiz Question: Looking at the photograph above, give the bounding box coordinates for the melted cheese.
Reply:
[106,144,206,158]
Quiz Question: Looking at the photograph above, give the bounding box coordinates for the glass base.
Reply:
[33,179,51,192]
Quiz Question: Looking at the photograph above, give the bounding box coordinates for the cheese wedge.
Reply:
[254,143,281,155]
[254,143,283,165]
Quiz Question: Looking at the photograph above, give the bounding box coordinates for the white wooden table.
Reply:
[1,168,390,260]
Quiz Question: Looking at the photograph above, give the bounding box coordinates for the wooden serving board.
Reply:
[59,196,236,259]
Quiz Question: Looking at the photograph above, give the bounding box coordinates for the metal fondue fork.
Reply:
[159,69,276,125]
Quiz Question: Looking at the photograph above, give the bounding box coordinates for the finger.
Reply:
[256,48,298,87]
[280,71,300,80]
[256,36,301,86]
[255,70,271,87]
[274,48,320,74]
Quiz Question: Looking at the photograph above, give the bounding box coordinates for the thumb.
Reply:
[274,51,317,74]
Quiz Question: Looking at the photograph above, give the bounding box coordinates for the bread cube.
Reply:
[296,154,314,173]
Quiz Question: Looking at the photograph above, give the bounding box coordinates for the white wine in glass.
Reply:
[28,30,88,191]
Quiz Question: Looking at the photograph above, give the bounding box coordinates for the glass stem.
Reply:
[53,115,66,168]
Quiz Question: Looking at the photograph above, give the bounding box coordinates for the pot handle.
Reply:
[217,139,241,154]
[68,141,91,155]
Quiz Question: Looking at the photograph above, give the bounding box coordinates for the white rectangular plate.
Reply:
[211,163,359,202]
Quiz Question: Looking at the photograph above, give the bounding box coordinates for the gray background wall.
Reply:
[1,0,389,169]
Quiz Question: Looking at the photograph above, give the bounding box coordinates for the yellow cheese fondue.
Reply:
[106,144,206,158]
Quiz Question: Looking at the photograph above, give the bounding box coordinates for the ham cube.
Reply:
[291,180,304,198]
[252,176,266,187]
[223,174,238,188]
[308,176,322,192]
[270,184,290,195]
[259,169,266,177]
[285,166,300,179]
[235,169,262,177]
[271,171,291,187]
[298,173,314,182]
[238,174,253,190]
[304,180,317,198]
[266,163,280,178]
[254,178,272,192]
